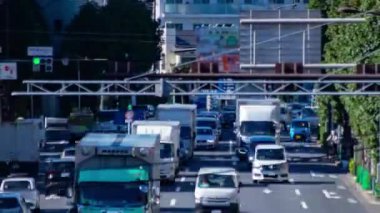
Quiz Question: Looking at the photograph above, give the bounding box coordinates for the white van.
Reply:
[194,167,241,213]
[252,144,289,183]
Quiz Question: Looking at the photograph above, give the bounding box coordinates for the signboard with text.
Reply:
[27,46,53,56]
[0,63,17,80]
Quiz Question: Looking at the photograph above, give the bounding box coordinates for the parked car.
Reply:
[0,177,40,212]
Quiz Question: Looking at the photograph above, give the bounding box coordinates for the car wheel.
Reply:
[33,207,40,213]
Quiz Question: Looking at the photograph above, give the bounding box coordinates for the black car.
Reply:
[44,158,75,196]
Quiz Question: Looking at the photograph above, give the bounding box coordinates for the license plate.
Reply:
[61,172,70,177]
[211,211,222,213]
[266,172,276,176]
[296,135,301,139]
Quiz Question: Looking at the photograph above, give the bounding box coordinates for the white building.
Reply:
[155,0,313,73]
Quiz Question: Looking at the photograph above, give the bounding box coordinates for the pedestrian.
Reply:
[326,130,338,159]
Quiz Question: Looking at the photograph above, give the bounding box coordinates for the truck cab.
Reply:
[289,119,311,142]
[69,133,160,213]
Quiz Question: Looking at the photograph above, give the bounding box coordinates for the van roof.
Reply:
[198,167,237,176]
[256,144,284,150]
[132,120,180,126]
[157,104,197,110]
[80,133,159,148]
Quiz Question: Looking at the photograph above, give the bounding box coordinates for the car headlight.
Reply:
[195,197,201,204]
[207,139,214,143]
[249,156,254,161]
[48,174,53,179]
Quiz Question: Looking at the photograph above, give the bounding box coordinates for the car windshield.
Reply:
[180,126,191,139]
[79,182,148,207]
[160,143,174,159]
[292,121,309,128]
[240,121,275,135]
[256,148,285,161]
[2,181,31,191]
[197,174,236,188]
[302,108,317,117]
[0,198,20,209]
[197,128,212,135]
[197,120,216,129]
[45,129,71,141]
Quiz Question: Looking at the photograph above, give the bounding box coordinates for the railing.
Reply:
[164,4,240,15]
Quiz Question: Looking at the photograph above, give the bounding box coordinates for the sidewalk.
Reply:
[341,174,380,208]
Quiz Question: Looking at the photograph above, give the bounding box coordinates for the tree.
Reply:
[0,0,50,118]
[310,0,380,165]
[61,0,161,79]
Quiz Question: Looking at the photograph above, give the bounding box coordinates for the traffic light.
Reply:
[127,104,133,111]
[32,57,53,72]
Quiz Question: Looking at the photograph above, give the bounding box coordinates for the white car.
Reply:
[0,177,40,212]
[252,144,289,183]
[0,192,32,213]
[195,127,217,149]
[61,147,75,160]
[194,167,241,213]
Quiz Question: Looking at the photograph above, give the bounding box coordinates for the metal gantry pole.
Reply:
[77,60,81,109]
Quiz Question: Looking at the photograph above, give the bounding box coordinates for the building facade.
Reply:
[155,0,316,73]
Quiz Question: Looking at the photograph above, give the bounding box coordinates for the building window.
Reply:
[194,0,210,4]
[217,0,233,3]
[166,23,183,31]
[166,0,182,4]
[270,0,285,3]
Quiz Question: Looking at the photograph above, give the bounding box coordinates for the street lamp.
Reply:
[337,6,380,16]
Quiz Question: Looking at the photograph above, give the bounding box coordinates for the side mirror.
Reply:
[66,199,74,206]
[239,182,242,187]
[25,201,33,208]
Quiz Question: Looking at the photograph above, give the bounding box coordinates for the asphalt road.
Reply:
[36,130,380,213]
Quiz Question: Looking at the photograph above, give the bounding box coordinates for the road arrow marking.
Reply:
[311,171,325,178]
[295,189,301,196]
[322,189,341,199]
[170,199,176,206]
[337,185,346,190]
[329,174,338,179]
[301,201,308,209]
[263,188,272,194]
[347,198,358,204]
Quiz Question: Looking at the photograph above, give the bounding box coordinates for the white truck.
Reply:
[0,119,45,177]
[132,120,181,183]
[156,104,197,163]
[235,99,281,161]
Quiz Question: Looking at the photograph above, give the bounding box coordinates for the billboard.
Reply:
[195,26,239,73]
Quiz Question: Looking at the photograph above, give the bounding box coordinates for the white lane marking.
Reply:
[329,174,338,179]
[170,199,176,206]
[311,171,325,178]
[263,188,272,194]
[180,177,186,182]
[337,185,346,190]
[347,198,358,204]
[322,189,341,199]
[295,189,301,196]
[300,201,308,209]
[175,186,181,192]
[289,178,295,183]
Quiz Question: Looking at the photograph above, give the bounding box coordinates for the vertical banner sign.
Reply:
[0,63,17,80]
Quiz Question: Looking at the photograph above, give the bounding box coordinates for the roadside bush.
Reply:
[349,159,356,176]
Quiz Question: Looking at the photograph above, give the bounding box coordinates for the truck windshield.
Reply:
[240,121,275,135]
[256,149,285,161]
[46,129,71,141]
[160,143,174,159]
[197,120,216,129]
[197,128,212,135]
[180,126,191,139]
[79,182,147,207]
[197,174,236,188]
